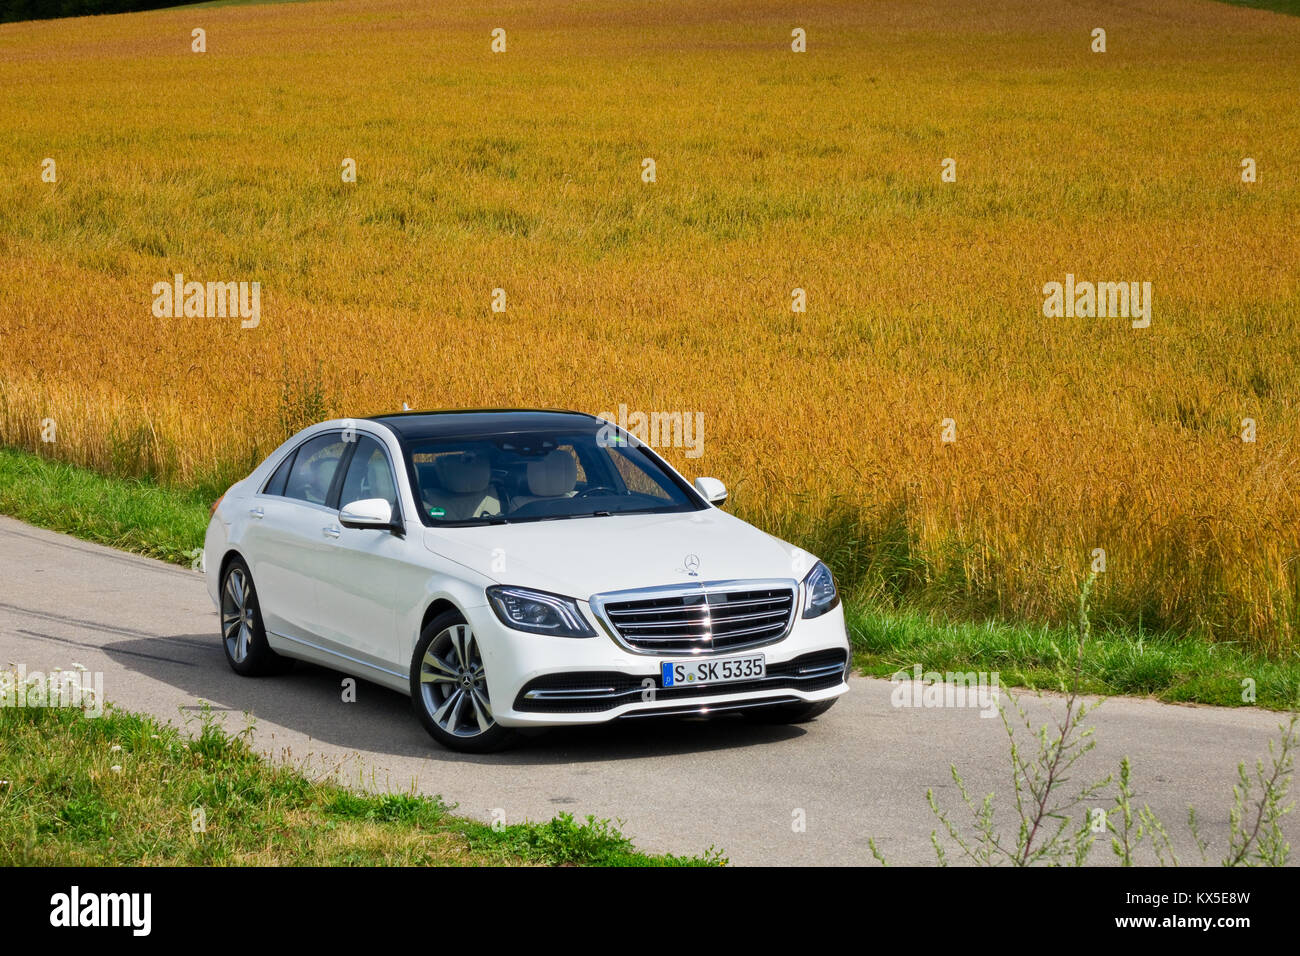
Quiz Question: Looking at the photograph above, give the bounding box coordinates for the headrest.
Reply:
[527,450,578,497]
[367,456,395,498]
[434,453,491,495]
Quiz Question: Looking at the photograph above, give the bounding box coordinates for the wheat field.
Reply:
[1,0,1299,650]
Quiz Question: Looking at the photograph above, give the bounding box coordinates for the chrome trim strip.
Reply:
[269,629,407,680]
[616,696,803,719]
[609,622,785,643]
[607,598,790,621]
[794,662,846,678]
[523,686,619,700]
[594,578,797,601]
[613,608,787,629]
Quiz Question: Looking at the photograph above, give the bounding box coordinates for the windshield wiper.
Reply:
[535,510,613,521]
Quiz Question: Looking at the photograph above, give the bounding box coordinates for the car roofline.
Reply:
[364,407,601,421]
[364,408,611,443]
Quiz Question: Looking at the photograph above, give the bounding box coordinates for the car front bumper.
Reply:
[467,600,851,727]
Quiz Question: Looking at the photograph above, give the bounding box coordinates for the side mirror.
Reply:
[694,477,728,507]
[339,498,397,531]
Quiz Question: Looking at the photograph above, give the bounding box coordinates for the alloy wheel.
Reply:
[221,566,256,664]
[418,624,495,737]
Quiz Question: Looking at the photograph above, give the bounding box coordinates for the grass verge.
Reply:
[0,445,210,565]
[848,604,1300,711]
[0,694,721,866]
[3,443,1298,709]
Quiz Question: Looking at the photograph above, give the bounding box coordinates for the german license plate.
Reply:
[661,654,765,687]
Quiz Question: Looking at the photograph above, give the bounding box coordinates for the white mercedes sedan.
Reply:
[203,410,850,752]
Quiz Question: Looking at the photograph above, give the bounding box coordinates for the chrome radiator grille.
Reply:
[593,582,797,654]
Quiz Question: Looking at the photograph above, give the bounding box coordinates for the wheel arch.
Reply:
[217,548,247,588]
[419,597,462,637]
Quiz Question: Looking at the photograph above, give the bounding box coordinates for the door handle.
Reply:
[323,526,341,539]
[249,507,265,519]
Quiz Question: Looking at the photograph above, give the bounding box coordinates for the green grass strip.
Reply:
[0,696,721,866]
[849,604,1300,711]
[0,446,210,565]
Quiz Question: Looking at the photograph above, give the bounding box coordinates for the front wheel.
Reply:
[410,611,516,753]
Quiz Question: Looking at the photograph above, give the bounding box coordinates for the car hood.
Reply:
[422,509,811,600]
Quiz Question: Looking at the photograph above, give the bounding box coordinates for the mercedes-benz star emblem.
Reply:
[678,553,701,577]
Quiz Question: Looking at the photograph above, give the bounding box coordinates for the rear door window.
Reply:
[283,434,348,506]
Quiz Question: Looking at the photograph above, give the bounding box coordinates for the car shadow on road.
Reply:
[101,634,810,765]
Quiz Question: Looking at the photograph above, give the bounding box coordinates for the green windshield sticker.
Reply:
[428,507,445,517]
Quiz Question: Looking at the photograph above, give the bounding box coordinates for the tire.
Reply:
[743,698,838,724]
[410,610,516,753]
[219,557,293,676]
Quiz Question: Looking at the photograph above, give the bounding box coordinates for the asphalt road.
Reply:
[1,514,1295,866]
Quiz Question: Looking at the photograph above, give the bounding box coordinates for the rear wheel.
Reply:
[411,611,516,753]
[220,558,293,676]
[744,698,837,724]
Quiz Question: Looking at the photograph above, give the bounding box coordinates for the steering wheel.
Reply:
[575,485,617,499]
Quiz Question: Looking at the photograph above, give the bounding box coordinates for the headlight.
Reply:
[801,561,839,619]
[486,586,597,637]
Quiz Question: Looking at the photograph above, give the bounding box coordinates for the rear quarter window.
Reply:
[262,450,297,496]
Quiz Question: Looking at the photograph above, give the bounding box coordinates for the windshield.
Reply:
[404,427,704,525]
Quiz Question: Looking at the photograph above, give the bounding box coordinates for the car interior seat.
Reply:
[424,453,501,520]
[509,449,579,510]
